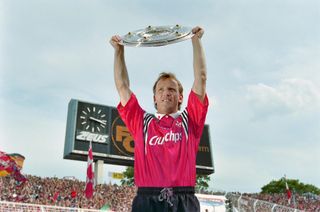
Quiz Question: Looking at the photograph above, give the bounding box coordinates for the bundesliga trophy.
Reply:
[119,24,194,47]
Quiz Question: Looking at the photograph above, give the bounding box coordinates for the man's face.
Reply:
[153,78,183,114]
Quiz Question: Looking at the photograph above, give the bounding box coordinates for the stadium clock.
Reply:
[75,102,109,143]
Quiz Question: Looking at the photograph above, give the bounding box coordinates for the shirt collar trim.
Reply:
[155,112,180,120]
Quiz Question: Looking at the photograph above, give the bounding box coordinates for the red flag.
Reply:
[85,142,94,199]
[285,181,292,200]
[284,175,292,204]
[0,152,13,176]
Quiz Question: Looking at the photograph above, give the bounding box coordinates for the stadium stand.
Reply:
[1,175,319,211]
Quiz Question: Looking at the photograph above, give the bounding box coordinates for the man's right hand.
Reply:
[109,35,124,52]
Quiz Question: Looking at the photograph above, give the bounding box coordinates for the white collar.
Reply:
[155,112,181,120]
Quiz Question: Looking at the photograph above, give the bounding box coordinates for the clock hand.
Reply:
[89,117,107,125]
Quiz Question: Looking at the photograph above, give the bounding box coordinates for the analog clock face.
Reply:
[78,104,108,134]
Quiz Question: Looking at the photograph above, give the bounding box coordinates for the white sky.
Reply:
[1,0,319,193]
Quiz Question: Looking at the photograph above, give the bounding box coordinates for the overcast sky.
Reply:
[1,0,319,193]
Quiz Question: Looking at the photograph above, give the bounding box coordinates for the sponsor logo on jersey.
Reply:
[148,131,182,145]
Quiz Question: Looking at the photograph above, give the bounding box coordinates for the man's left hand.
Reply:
[192,26,204,39]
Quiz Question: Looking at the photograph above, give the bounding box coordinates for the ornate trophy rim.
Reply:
[120,25,194,47]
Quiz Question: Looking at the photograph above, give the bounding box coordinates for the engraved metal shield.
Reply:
[120,25,193,47]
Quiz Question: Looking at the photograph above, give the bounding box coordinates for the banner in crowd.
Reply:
[284,175,292,204]
[85,142,94,198]
[0,151,27,184]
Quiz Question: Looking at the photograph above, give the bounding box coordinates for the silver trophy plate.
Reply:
[120,25,194,47]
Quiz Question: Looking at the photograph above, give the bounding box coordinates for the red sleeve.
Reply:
[187,90,209,139]
[117,93,144,138]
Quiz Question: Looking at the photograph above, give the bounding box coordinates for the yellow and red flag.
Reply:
[0,151,26,184]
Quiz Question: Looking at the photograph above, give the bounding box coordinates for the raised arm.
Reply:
[110,35,132,106]
[191,26,207,102]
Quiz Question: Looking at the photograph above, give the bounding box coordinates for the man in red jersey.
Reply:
[110,26,208,212]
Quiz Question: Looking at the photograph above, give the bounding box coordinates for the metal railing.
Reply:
[0,201,107,212]
[226,193,304,212]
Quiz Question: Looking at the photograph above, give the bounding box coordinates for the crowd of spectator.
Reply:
[1,175,319,212]
[0,175,136,211]
[227,192,320,212]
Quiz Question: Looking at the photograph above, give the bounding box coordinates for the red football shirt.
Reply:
[117,90,209,187]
